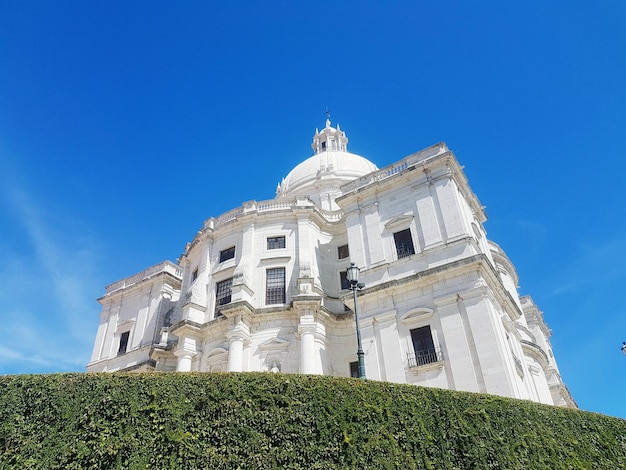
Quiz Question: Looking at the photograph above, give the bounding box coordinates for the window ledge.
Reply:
[259,255,291,264]
[409,360,444,375]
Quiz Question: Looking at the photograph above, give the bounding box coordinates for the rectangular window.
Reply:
[267,236,286,250]
[340,270,350,290]
[394,228,415,259]
[338,244,350,259]
[266,267,286,304]
[349,361,359,378]
[216,278,233,307]
[118,331,130,355]
[408,326,440,367]
[192,268,199,282]
[219,246,235,262]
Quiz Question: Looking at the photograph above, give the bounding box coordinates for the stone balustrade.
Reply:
[341,142,449,194]
[202,197,344,233]
[105,261,183,294]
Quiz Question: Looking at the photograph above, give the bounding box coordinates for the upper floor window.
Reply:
[118,331,130,356]
[408,325,442,367]
[340,270,350,290]
[394,228,415,259]
[267,236,286,250]
[191,268,199,282]
[266,267,286,304]
[215,278,233,315]
[219,246,235,263]
[338,244,350,260]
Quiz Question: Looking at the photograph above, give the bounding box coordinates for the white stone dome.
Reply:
[276,120,378,210]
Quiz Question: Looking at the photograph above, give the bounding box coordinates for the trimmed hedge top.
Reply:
[0,373,624,469]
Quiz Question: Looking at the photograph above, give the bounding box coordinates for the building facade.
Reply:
[87,120,575,407]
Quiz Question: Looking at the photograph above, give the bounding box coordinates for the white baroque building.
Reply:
[88,120,575,407]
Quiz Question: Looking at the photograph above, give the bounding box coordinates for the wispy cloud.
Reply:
[0,177,104,374]
[544,237,626,298]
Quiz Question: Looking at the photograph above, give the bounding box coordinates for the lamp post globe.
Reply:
[347,263,366,379]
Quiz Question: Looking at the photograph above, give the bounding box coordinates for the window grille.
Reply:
[340,270,350,290]
[266,268,286,304]
[338,244,350,259]
[219,246,235,263]
[118,331,130,355]
[215,278,233,312]
[267,236,286,250]
[408,325,442,367]
[394,228,415,259]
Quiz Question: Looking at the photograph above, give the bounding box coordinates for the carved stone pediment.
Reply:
[259,338,291,351]
[384,214,414,231]
[400,308,434,328]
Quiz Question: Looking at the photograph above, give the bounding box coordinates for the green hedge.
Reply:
[0,373,624,469]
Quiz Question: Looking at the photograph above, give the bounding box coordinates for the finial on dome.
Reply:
[325,118,331,128]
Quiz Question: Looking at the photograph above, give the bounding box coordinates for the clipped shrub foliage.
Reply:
[0,373,625,469]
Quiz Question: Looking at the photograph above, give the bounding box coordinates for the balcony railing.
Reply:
[396,244,416,259]
[407,348,443,368]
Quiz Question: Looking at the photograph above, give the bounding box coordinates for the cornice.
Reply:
[352,253,523,322]
[118,360,156,372]
[169,319,204,338]
[521,339,550,369]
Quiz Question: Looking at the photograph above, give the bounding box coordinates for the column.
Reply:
[174,336,197,372]
[226,321,250,372]
[175,352,194,372]
[298,315,317,374]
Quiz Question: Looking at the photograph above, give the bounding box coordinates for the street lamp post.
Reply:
[346,263,366,379]
[621,342,626,357]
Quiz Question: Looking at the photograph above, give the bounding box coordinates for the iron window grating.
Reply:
[118,331,130,355]
[340,270,350,290]
[267,236,286,250]
[216,278,233,307]
[394,228,415,259]
[266,267,286,304]
[338,244,350,259]
[219,246,235,263]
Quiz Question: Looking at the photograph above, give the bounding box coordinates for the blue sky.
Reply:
[1,1,625,418]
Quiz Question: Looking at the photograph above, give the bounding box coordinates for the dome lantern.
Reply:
[311,119,349,154]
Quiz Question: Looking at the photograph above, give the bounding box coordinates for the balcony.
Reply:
[396,244,416,259]
[407,347,444,369]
